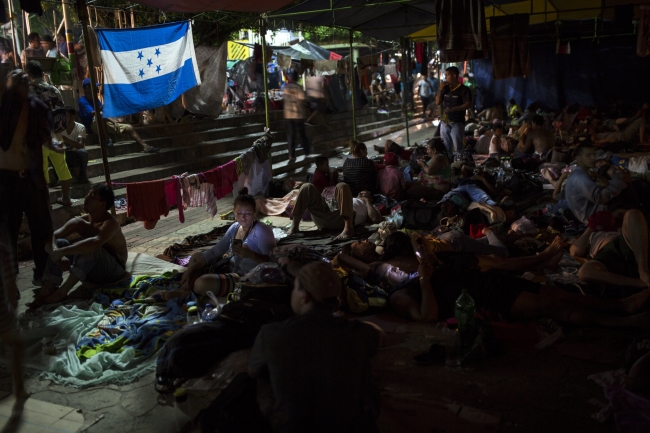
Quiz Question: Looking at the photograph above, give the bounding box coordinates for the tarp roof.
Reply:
[238,39,339,60]
[409,0,648,41]
[269,0,436,41]
[133,0,295,14]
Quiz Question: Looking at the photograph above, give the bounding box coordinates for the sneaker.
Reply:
[143,146,160,153]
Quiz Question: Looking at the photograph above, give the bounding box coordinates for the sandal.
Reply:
[56,197,73,207]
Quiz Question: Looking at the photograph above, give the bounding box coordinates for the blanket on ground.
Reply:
[17,256,193,388]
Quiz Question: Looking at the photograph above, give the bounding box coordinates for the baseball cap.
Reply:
[82,78,100,88]
[287,261,341,303]
[588,211,616,232]
[383,152,399,166]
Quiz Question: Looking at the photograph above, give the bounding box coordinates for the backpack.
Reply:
[31,81,66,133]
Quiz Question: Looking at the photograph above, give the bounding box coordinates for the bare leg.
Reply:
[26,279,56,308]
[622,209,650,286]
[41,272,80,305]
[541,285,650,315]
[578,260,647,288]
[334,183,354,240]
[124,124,152,151]
[477,237,563,272]
[511,292,650,330]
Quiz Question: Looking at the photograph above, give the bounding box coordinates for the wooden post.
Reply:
[76,0,114,207]
[259,19,270,129]
[401,37,410,147]
[349,29,357,140]
[7,0,19,67]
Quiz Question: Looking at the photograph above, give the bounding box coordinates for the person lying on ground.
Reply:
[248,261,383,433]
[517,114,554,157]
[78,78,159,153]
[377,152,406,200]
[406,138,452,201]
[474,127,493,154]
[28,184,128,307]
[286,183,382,240]
[311,156,338,193]
[169,188,277,300]
[565,142,629,224]
[439,164,499,206]
[373,139,406,157]
[577,209,650,289]
[477,104,506,123]
[592,105,648,145]
[601,151,650,182]
[338,232,650,326]
[343,140,377,197]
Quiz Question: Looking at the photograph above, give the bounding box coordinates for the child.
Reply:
[377,152,406,200]
[312,156,338,193]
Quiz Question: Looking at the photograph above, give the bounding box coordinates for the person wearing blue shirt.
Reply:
[78,78,159,153]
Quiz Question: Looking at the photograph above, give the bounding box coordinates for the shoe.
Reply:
[143,146,160,153]
[32,278,43,287]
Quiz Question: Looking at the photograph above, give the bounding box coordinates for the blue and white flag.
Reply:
[95,21,201,118]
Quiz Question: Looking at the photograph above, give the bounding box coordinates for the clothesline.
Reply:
[113,131,274,230]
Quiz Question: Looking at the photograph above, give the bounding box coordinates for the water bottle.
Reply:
[444,318,461,369]
[496,168,505,188]
[187,306,202,326]
[202,303,218,322]
[455,289,476,355]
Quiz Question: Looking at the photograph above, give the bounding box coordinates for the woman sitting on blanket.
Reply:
[164,188,276,300]
[335,232,650,325]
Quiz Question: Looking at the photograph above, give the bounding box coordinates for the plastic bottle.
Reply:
[444,318,461,369]
[496,168,505,188]
[203,303,218,322]
[187,306,202,326]
[455,289,476,355]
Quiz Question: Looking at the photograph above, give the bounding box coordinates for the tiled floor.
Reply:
[0,392,84,432]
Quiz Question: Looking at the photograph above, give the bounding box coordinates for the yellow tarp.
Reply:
[228,41,249,60]
[407,0,638,41]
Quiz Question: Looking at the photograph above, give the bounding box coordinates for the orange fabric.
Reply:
[126,180,169,230]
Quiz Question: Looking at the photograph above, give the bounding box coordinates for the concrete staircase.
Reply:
[19,102,425,258]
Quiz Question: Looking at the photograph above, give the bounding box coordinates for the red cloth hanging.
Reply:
[415,42,425,64]
[203,160,239,200]
[126,180,169,230]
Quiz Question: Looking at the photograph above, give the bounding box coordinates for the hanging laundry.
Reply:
[356,54,379,74]
[313,60,338,76]
[300,59,314,73]
[415,42,425,64]
[233,157,272,197]
[164,177,185,223]
[252,131,273,164]
[216,160,238,198]
[336,60,348,75]
[436,0,489,62]
[126,180,169,230]
[490,14,531,79]
[383,64,397,78]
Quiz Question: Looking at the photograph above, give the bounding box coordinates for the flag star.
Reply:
[139,69,145,78]
[156,65,161,74]
[155,48,161,57]
[147,58,153,67]
[137,51,143,60]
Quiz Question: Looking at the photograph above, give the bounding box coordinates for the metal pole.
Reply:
[62,0,78,106]
[401,38,410,147]
[7,0,19,67]
[76,0,114,203]
[349,29,357,140]
[260,19,270,129]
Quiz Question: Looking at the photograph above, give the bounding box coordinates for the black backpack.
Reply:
[401,199,441,230]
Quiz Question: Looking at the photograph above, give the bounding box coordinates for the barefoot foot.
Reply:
[334,227,354,240]
[41,286,69,305]
[622,288,650,315]
[286,225,300,236]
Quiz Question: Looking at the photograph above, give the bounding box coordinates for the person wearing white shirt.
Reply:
[58,107,89,183]
[42,35,58,58]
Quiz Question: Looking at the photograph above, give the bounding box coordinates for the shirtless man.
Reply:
[28,184,128,306]
[286,184,382,240]
[0,69,54,286]
[517,114,554,157]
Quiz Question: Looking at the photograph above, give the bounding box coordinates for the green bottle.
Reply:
[455,289,476,355]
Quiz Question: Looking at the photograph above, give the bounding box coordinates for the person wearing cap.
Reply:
[41,35,57,58]
[248,260,383,433]
[574,209,650,289]
[377,152,406,200]
[78,79,159,153]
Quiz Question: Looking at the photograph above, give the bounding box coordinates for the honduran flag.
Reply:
[95,21,201,118]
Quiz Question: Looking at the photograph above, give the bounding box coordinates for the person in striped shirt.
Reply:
[343,140,377,197]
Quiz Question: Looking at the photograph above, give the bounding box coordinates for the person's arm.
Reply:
[570,227,593,257]
[49,218,119,262]
[421,154,448,176]
[518,129,529,152]
[445,87,472,113]
[232,224,275,264]
[578,170,627,205]
[360,321,385,350]
[435,83,447,106]
[360,197,383,224]
[389,260,438,322]
[62,135,84,150]
[474,173,498,196]
[553,172,568,200]
[334,252,373,277]
[202,223,237,265]
[45,217,86,256]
